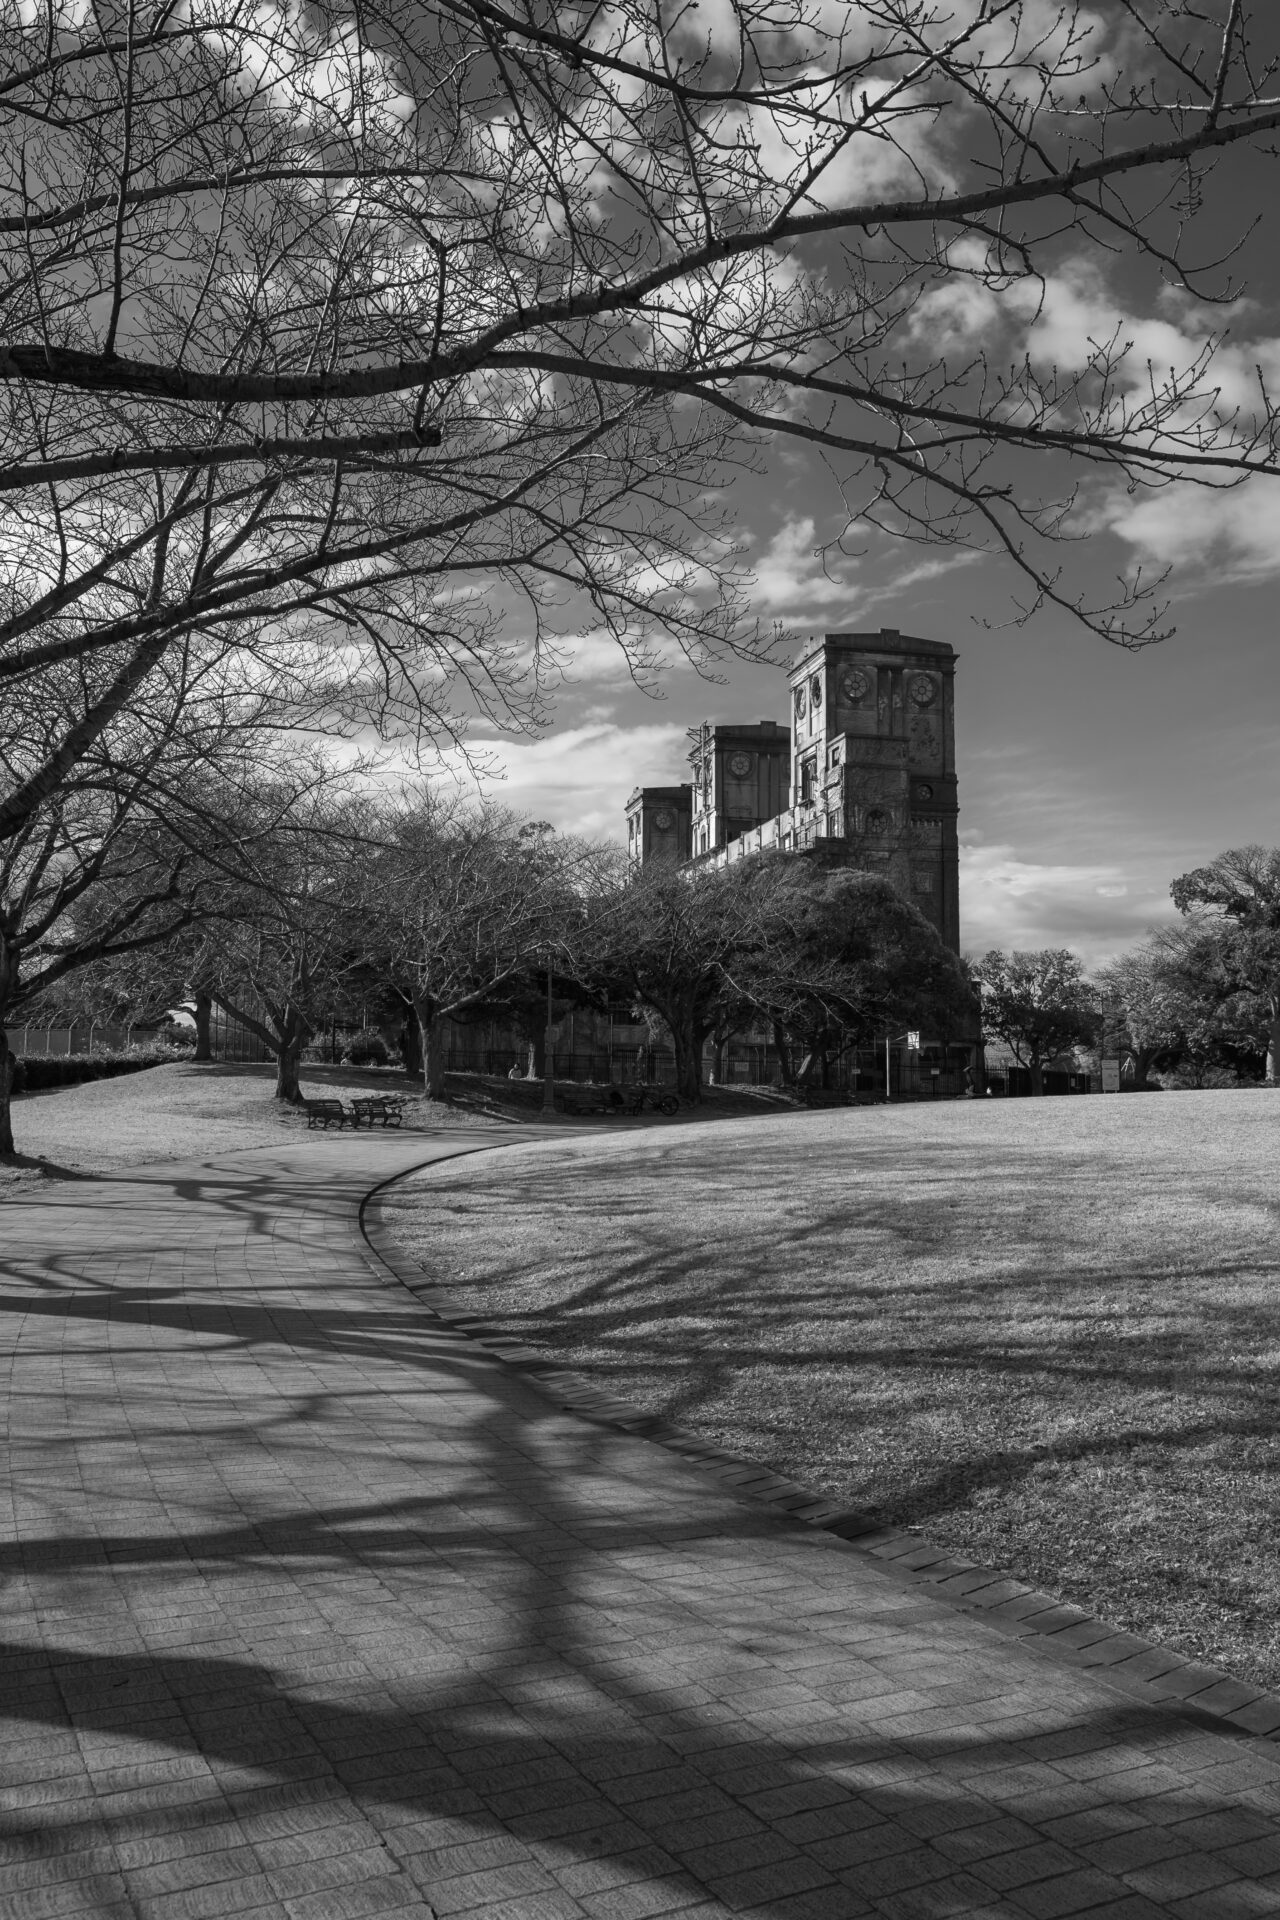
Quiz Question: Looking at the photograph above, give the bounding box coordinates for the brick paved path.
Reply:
[4,1136,1280,1920]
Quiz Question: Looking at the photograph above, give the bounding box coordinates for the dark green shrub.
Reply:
[342,1028,389,1067]
[15,1045,185,1093]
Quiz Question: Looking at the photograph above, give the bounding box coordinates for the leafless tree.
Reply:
[584,857,760,1100]
[4,2,1279,1151]
[174,779,375,1103]
[3,0,1279,731]
[0,767,216,1153]
[362,800,607,1098]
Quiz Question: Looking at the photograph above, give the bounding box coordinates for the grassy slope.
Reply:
[380,1091,1280,1690]
[2,1058,502,1191]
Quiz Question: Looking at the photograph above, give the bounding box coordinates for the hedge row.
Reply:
[13,1046,188,1093]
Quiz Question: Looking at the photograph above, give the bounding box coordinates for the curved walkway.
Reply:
[3,1136,1280,1920]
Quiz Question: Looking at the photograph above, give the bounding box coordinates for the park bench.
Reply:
[351,1095,406,1129]
[558,1087,625,1117]
[558,1086,679,1118]
[304,1097,354,1130]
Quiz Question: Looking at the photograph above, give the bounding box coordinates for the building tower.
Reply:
[687,720,790,860]
[787,628,959,950]
[624,784,693,866]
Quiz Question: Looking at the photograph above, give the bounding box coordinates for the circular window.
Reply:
[915,783,934,801]
[866,807,888,834]
[653,808,673,831]
[840,668,870,702]
[909,674,937,707]
[809,674,823,709]
[727,750,754,778]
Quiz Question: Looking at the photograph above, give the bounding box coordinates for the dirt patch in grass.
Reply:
[379,1089,1280,1690]
[2,1058,506,1188]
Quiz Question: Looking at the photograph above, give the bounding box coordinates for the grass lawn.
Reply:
[379,1090,1280,1691]
[2,1057,503,1192]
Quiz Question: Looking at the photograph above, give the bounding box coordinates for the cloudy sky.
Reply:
[447,139,1280,973]
[452,553,1274,968]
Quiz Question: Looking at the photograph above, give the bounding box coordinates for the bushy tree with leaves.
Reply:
[1094,923,1256,1090]
[1171,847,1280,1085]
[974,948,1097,1096]
[726,860,974,1088]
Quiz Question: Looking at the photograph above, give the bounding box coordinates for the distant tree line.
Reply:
[3,760,977,1153]
[12,755,1276,1161]
[974,846,1280,1095]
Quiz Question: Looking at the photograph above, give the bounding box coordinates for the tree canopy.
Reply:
[1170,847,1280,1084]
[589,852,971,1099]
[726,860,973,1085]
[974,947,1097,1094]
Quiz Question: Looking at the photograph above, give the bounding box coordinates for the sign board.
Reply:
[1101,1057,1121,1093]
[906,1030,921,1051]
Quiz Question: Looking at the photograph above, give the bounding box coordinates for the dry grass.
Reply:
[380,1090,1280,1690]
[2,1057,505,1192]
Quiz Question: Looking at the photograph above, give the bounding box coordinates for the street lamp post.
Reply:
[884,1029,921,1103]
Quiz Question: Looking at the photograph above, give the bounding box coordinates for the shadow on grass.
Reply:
[3,1136,1278,1912]
[0,1149,90,1180]
[372,1140,1280,1583]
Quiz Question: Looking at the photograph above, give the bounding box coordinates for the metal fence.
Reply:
[11,1024,146,1057]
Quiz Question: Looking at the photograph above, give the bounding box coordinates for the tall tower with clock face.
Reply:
[626,624,961,954]
[788,628,960,950]
[686,719,791,860]
[624,784,693,866]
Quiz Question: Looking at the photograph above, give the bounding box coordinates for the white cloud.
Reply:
[906,246,1280,583]
[960,840,1174,968]
[541,626,689,693]
[444,720,693,841]
[748,517,863,617]
[1101,477,1280,581]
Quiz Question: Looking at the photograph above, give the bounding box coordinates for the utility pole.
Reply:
[542,955,557,1114]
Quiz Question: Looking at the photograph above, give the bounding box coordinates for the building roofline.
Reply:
[793,628,956,666]
[625,783,693,808]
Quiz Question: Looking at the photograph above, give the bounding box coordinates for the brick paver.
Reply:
[3,1133,1280,1919]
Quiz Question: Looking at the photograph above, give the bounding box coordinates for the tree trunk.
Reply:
[1267,1008,1280,1087]
[273,1004,308,1104]
[0,1029,15,1160]
[275,1042,302,1103]
[423,1014,446,1101]
[400,1017,423,1079]
[0,933,17,1157]
[193,990,213,1062]
[772,1021,795,1088]
[1131,1047,1153,1092]
[669,1011,705,1103]
[1029,1057,1045,1097]
[528,1035,542,1079]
